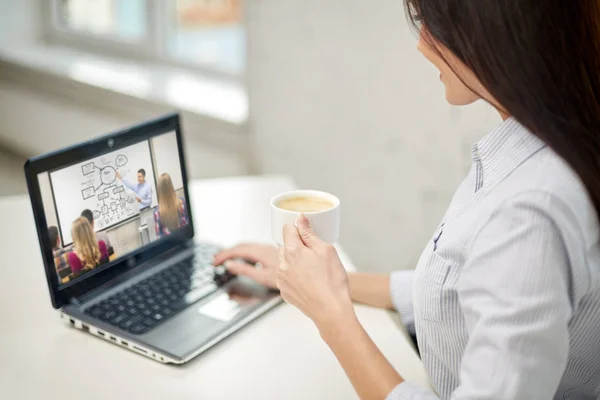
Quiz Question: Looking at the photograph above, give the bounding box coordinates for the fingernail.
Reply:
[296,213,309,228]
[224,260,232,268]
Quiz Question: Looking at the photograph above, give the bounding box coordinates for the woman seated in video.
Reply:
[154,173,189,238]
[67,217,109,275]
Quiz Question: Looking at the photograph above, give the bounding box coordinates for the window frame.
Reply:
[41,0,245,82]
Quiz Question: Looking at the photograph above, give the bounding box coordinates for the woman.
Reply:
[154,173,189,237]
[214,1,600,399]
[68,217,109,274]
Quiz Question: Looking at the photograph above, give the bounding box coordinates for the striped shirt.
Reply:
[388,118,600,399]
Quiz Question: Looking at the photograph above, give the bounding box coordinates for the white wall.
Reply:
[0,0,40,46]
[247,0,501,272]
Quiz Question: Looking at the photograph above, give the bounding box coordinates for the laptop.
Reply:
[24,113,282,364]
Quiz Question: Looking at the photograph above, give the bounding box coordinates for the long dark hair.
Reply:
[406,0,600,217]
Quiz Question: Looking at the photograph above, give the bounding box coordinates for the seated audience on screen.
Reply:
[67,217,109,275]
[154,173,189,237]
[48,226,69,272]
[81,209,114,256]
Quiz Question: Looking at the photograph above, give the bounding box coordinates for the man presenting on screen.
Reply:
[116,168,152,210]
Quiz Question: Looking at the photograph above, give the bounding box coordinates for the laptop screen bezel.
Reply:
[24,113,195,309]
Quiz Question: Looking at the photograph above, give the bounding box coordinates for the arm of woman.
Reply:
[350,271,416,334]
[348,273,393,308]
[277,220,408,399]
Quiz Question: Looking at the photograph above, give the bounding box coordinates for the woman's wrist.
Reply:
[316,302,361,344]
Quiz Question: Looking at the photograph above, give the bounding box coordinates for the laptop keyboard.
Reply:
[85,246,235,335]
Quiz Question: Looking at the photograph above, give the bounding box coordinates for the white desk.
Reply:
[0,175,430,399]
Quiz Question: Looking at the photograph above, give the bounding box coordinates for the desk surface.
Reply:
[0,175,430,399]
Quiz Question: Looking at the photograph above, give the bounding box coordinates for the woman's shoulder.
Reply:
[524,149,591,206]
[499,147,598,245]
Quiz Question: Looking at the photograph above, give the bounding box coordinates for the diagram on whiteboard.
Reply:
[78,154,138,231]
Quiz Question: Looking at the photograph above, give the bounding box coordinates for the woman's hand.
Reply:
[277,214,355,332]
[213,243,279,289]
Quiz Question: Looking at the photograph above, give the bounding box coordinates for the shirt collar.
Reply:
[471,117,546,190]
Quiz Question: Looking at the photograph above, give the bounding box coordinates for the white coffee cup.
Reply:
[271,190,340,245]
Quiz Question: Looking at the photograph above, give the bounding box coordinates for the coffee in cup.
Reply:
[276,196,335,213]
[271,190,340,245]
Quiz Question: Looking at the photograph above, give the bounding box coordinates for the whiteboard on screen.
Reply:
[50,141,158,245]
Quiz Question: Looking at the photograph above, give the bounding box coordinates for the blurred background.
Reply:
[0,0,500,272]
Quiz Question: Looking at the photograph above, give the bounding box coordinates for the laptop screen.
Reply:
[36,129,189,287]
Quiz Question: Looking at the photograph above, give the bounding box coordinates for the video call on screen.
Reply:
[39,131,189,285]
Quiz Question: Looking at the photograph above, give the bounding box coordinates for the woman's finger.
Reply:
[213,244,260,265]
[224,261,268,285]
[282,224,304,254]
[296,214,323,249]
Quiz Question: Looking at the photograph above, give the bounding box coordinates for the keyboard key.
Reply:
[110,313,128,326]
[152,313,164,321]
[129,324,147,335]
[101,311,116,321]
[119,315,143,330]
[142,317,156,326]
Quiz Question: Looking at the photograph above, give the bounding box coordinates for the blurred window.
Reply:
[48,0,245,76]
[168,0,244,74]
[59,0,147,40]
